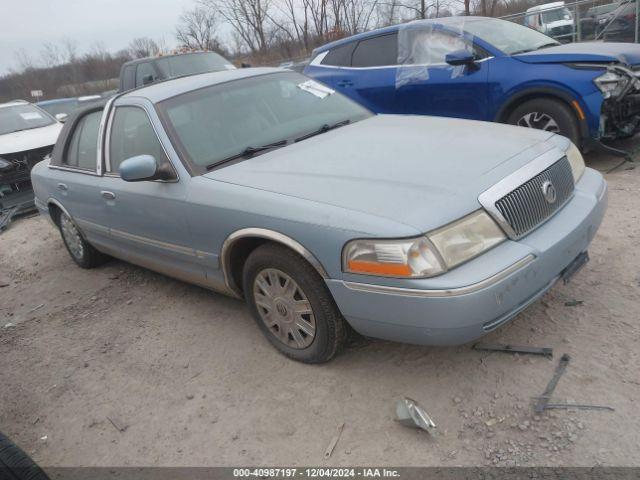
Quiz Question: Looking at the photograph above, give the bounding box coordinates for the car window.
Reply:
[352,34,398,67]
[0,104,55,135]
[155,52,233,78]
[135,62,156,87]
[157,71,372,172]
[321,43,356,67]
[108,106,168,173]
[122,65,135,89]
[405,30,476,65]
[64,110,102,170]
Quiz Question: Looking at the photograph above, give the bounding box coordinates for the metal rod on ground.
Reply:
[473,343,553,358]
[545,403,615,411]
[534,353,571,414]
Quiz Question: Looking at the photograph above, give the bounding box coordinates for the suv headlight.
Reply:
[566,142,585,183]
[343,211,506,278]
[594,70,627,98]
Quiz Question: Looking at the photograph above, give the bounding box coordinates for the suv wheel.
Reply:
[243,243,346,363]
[507,98,580,145]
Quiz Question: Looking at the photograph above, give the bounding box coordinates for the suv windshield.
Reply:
[463,18,559,55]
[157,72,372,171]
[541,7,573,23]
[0,104,55,136]
[155,52,233,79]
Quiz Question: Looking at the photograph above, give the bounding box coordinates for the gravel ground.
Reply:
[0,148,639,468]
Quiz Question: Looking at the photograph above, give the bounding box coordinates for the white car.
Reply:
[524,2,575,41]
[0,100,63,215]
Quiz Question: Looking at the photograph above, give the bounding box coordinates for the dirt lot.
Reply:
[1,149,639,468]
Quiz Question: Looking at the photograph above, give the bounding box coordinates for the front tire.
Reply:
[242,243,346,363]
[58,212,108,269]
[0,431,50,480]
[507,98,580,145]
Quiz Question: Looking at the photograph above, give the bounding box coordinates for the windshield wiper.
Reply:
[511,42,560,56]
[536,42,560,50]
[295,119,351,142]
[206,140,288,170]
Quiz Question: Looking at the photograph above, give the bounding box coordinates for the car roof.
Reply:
[313,16,493,54]
[37,97,76,105]
[0,100,29,109]
[122,51,222,67]
[526,1,565,12]
[119,67,284,103]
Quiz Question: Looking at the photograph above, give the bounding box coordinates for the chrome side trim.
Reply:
[75,218,110,235]
[221,228,329,297]
[96,95,117,176]
[478,148,570,239]
[111,228,195,256]
[48,164,101,176]
[341,254,535,298]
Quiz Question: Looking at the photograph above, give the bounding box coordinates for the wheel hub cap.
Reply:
[253,268,316,349]
[60,214,84,260]
[517,112,560,133]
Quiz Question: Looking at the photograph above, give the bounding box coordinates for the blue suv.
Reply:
[304,16,640,149]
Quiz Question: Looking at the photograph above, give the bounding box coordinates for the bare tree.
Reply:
[128,37,163,58]
[176,6,224,52]
[203,0,273,53]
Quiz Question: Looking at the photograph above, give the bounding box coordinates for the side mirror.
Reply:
[142,74,155,85]
[445,49,476,67]
[55,113,68,123]
[119,155,173,182]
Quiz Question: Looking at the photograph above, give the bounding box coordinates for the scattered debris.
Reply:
[106,415,128,433]
[395,397,437,435]
[473,343,553,358]
[0,277,10,288]
[3,322,15,329]
[0,206,20,232]
[39,435,47,441]
[28,303,44,313]
[545,403,615,412]
[323,422,345,459]
[534,354,571,414]
[186,394,195,400]
[564,299,584,307]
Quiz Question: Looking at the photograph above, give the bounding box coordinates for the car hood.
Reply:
[0,123,62,155]
[514,42,640,65]
[203,115,561,233]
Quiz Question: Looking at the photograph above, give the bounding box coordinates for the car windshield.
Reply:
[0,103,55,135]
[541,7,573,22]
[463,18,560,55]
[157,72,372,171]
[155,52,234,79]
[38,99,78,117]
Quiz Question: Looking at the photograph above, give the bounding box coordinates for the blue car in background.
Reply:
[304,16,640,149]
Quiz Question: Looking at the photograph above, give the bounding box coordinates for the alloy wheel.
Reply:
[252,268,316,349]
[516,112,560,133]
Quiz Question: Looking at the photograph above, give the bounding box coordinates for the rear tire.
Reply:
[242,243,346,363]
[0,431,50,480]
[507,98,580,145]
[57,212,108,269]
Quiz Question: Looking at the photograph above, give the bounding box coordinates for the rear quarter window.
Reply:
[64,110,103,170]
[321,43,356,67]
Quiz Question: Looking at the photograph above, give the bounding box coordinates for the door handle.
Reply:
[337,80,353,87]
[101,191,116,200]
[57,183,68,191]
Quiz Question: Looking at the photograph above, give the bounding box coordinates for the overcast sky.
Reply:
[0,0,196,75]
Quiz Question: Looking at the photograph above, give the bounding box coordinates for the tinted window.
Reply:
[0,104,55,135]
[157,72,371,171]
[135,62,156,87]
[108,107,167,173]
[64,110,102,170]
[352,34,398,67]
[154,52,233,78]
[321,43,356,67]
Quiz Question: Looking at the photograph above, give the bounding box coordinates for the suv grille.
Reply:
[495,157,574,238]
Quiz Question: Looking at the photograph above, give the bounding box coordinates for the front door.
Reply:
[102,105,205,285]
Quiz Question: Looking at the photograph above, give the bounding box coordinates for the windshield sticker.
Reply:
[297,80,335,99]
[20,112,44,121]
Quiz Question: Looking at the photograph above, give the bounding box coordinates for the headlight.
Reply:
[343,211,506,278]
[594,70,627,98]
[565,142,585,183]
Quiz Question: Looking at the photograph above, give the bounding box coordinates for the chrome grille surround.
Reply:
[478,149,575,240]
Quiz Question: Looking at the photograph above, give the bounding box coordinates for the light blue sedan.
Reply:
[31,68,607,363]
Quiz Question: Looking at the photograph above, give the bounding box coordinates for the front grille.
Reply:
[495,157,574,238]
[0,145,54,185]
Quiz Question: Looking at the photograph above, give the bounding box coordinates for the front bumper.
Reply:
[326,168,607,346]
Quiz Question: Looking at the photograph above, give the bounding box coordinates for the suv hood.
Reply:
[204,115,560,232]
[0,123,62,155]
[514,42,640,65]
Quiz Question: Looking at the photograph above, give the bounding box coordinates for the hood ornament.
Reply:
[542,180,557,204]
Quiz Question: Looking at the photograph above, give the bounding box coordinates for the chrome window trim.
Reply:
[104,103,179,182]
[478,148,572,240]
[342,254,535,298]
[221,228,329,297]
[311,56,494,70]
[96,95,117,176]
[49,164,102,176]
